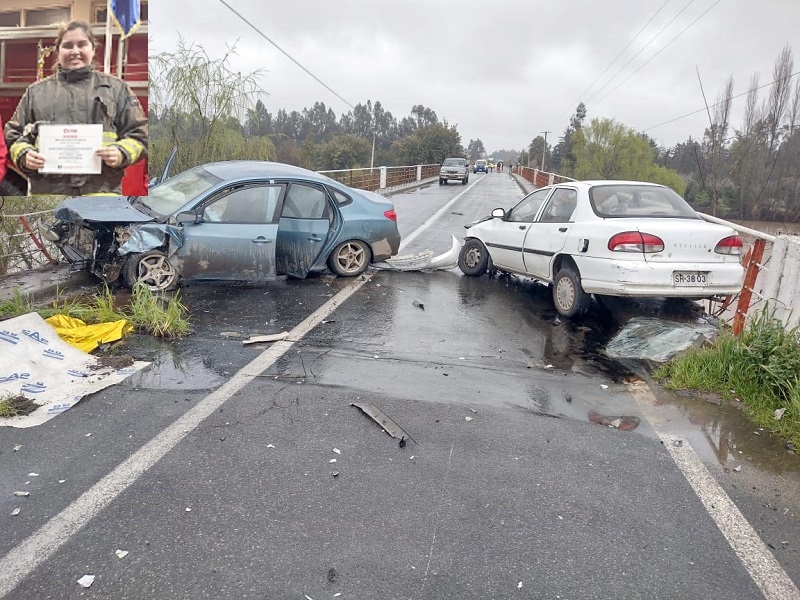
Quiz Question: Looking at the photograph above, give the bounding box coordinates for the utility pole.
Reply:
[541,131,550,171]
[370,131,376,171]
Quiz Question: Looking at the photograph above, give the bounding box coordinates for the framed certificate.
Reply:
[37,124,103,175]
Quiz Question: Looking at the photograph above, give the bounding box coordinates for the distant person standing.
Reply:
[4,20,148,196]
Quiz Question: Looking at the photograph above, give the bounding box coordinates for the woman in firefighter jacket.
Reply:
[3,20,147,196]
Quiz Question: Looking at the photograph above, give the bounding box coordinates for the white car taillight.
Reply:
[608,231,664,253]
[714,235,743,255]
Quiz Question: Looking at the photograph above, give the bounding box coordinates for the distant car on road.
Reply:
[42,161,401,291]
[439,158,469,185]
[458,180,744,318]
[473,159,488,174]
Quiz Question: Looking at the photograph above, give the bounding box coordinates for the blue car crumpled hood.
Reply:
[54,196,184,256]
[54,196,155,224]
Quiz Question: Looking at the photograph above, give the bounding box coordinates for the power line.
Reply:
[565,0,671,119]
[584,0,697,106]
[216,0,355,110]
[643,70,800,133]
[593,0,722,108]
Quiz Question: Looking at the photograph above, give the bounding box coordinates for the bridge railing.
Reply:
[318,164,440,192]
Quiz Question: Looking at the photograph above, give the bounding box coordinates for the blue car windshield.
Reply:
[139,167,223,217]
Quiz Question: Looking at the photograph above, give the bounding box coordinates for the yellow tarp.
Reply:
[45,315,134,353]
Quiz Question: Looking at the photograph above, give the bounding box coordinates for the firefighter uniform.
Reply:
[0,115,6,184]
[4,65,147,196]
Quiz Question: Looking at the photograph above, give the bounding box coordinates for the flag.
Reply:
[110,0,141,39]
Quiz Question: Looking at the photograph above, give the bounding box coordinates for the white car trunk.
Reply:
[633,218,739,264]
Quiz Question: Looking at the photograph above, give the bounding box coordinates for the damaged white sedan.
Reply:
[41,161,401,291]
[458,180,745,318]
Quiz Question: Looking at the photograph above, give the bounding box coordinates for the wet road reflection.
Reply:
[114,267,797,477]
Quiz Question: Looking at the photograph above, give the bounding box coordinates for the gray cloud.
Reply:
[150,0,800,152]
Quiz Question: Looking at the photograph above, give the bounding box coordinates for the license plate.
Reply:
[673,271,708,286]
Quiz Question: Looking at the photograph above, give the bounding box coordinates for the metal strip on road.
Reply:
[628,381,800,600]
[0,179,471,597]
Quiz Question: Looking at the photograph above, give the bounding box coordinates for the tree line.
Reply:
[151,39,799,222]
[149,39,463,178]
[528,46,799,222]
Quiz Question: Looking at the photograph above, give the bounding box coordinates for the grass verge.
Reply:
[654,305,800,449]
[0,284,190,338]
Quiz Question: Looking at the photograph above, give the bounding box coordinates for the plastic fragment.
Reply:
[185,507,192,512]
[11,508,20,516]
[85,433,92,437]
[13,445,22,452]
[465,417,473,422]
[600,384,608,390]
[544,364,554,369]
[412,298,425,310]
[115,550,129,559]
[469,409,477,414]
[733,465,742,472]
[350,402,415,443]
[242,331,289,345]
[58,479,66,483]
[332,471,340,477]
[518,581,523,589]
[329,459,337,463]
[28,473,39,477]
[774,408,786,420]
[333,448,341,454]
[13,491,29,497]
[266,444,275,448]
[77,575,95,588]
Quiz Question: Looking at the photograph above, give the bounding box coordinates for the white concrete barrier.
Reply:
[761,235,800,329]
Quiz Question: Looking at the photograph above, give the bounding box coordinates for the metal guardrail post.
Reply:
[18,216,57,265]
[732,237,766,335]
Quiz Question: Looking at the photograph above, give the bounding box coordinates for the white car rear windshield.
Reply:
[589,185,699,219]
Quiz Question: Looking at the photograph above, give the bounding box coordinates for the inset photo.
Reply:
[0,0,148,197]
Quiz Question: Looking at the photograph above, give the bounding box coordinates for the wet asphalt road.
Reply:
[1,173,799,599]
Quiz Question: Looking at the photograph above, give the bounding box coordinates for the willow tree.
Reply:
[572,118,685,194]
[149,37,275,177]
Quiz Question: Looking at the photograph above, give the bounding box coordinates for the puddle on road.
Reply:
[552,296,799,476]
[109,335,224,391]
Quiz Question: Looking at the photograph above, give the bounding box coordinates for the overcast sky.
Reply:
[149,0,800,154]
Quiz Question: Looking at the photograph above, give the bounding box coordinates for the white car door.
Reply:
[484,188,552,272]
[522,187,578,279]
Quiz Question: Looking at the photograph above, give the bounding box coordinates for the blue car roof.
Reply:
[200,161,335,186]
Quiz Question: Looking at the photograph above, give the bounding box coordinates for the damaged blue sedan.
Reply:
[42,161,401,291]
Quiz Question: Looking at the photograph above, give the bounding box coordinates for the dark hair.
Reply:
[54,20,97,50]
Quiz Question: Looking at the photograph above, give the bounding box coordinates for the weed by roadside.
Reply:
[0,393,40,418]
[655,306,800,449]
[0,283,190,339]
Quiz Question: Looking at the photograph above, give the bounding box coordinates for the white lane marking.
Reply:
[399,178,481,251]
[0,277,371,598]
[628,381,800,599]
